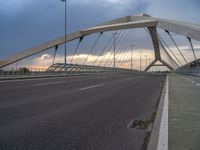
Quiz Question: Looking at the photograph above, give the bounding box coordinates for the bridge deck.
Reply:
[0,73,165,150]
[169,73,200,150]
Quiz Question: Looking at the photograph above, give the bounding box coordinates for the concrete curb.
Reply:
[147,75,168,150]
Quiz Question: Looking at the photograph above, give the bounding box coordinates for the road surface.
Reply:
[0,73,165,150]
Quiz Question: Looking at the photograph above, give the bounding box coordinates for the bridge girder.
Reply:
[0,13,200,70]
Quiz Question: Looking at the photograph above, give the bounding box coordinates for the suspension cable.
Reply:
[97,38,113,66]
[98,30,125,66]
[128,28,149,70]
[82,32,103,65]
[187,37,198,67]
[117,29,136,68]
[165,30,187,64]
[111,29,134,68]
[144,28,182,66]
[92,35,113,66]
[107,31,127,66]
[69,37,84,64]
[157,33,182,66]
[104,30,130,67]
[159,38,179,67]
[114,29,134,68]
[144,28,181,69]
[52,45,58,65]
[187,37,197,60]
[107,30,129,67]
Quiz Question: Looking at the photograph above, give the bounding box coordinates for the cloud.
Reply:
[146,0,200,24]
[23,48,154,70]
[40,54,52,60]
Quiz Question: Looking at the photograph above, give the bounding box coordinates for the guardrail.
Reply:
[175,59,200,76]
[176,66,200,76]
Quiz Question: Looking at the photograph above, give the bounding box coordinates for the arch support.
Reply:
[144,59,174,72]
[147,27,161,60]
[145,27,174,72]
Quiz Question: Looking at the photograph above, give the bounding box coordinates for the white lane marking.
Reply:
[157,76,168,150]
[34,81,68,86]
[79,84,104,91]
[125,77,132,80]
[181,76,200,87]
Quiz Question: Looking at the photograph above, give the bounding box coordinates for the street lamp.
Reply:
[145,55,148,68]
[112,32,118,69]
[129,45,135,70]
[140,51,142,71]
[61,0,67,75]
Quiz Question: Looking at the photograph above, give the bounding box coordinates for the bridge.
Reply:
[0,14,200,150]
[0,13,200,74]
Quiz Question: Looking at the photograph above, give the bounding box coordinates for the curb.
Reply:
[147,75,168,150]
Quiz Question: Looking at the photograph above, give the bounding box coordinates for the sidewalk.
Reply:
[169,73,200,150]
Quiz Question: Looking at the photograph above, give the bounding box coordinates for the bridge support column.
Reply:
[144,59,174,72]
[144,60,157,72]
[145,27,174,72]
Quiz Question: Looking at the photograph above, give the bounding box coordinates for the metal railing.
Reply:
[175,59,200,76]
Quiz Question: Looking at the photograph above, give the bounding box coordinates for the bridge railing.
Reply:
[0,63,140,79]
[175,59,200,76]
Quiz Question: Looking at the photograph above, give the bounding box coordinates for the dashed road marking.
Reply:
[181,76,200,87]
[79,84,104,91]
[127,119,134,128]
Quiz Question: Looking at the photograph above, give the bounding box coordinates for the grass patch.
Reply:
[132,120,149,129]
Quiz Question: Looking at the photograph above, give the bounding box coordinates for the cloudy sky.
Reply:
[0,0,200,70]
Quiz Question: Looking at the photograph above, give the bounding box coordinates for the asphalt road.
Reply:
[0,73,165,150]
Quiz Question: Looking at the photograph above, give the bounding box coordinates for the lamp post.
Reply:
[140,51,142,71]
[129,45,135,70]
[61,0,67,75]
[112,32,117,70]
[145,55,148,68]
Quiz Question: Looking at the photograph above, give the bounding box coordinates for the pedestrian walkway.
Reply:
[169,73,200,150]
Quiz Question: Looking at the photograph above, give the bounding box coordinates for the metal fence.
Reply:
[175,59,200,76]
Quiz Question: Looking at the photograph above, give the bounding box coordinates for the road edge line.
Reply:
[147,75,168,150]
